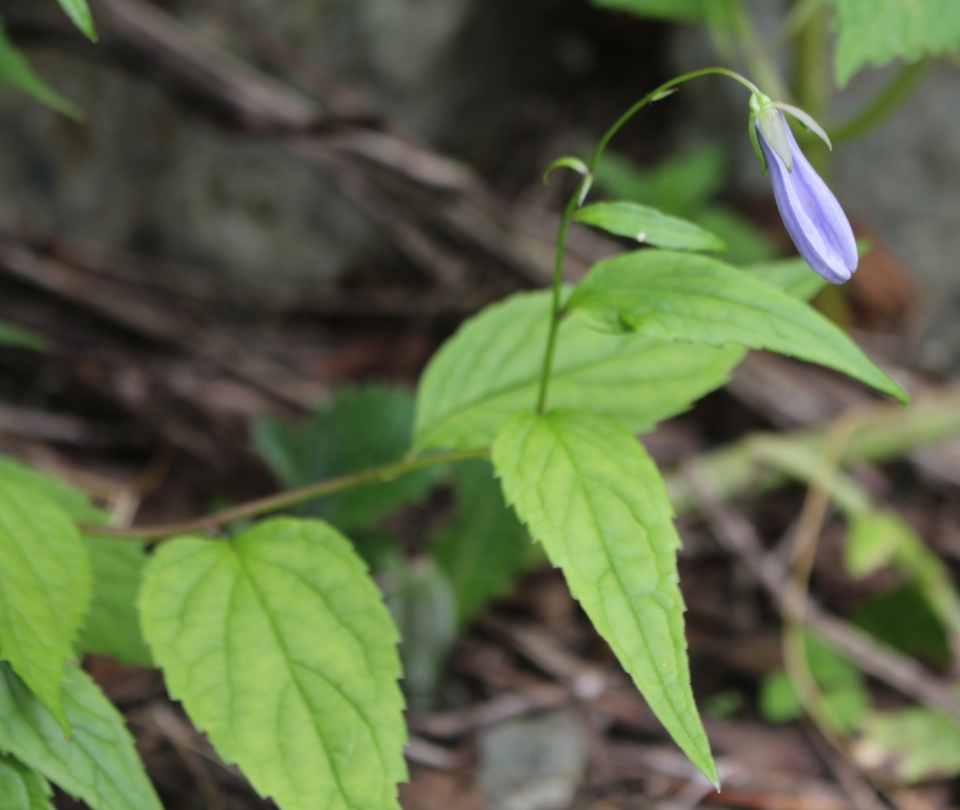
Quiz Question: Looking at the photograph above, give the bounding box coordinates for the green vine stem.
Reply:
[534,66,760,415]
[87,446,489,541]
[828,59,933,146]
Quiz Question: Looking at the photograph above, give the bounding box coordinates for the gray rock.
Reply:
[477,708,588,810]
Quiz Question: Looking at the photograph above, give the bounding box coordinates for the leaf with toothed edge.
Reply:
[566,249,907,403]
[140,517,408,810]
[0,753,52,810]
[413,289,744,453]
[493,409,718,786]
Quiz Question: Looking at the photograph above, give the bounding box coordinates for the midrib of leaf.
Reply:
[232,550,386,807]
[547,424,700,743]
[418,331,700,449]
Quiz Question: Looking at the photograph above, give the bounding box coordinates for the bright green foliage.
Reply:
[0,662,162,810]
[383,557,457,709]
[492,410,718,786]
[413,290,743,451]
[140,518,408,810]
[593,149,776,265]
[860,708,960,783]
[760,634,869,733]
[591,0,705,21]
[574,201,726,252]
[254,385,443,530]
[0,482,92,732]
[0,25,79,117]
[76,536,151,667]
[433,459,532,624]
[741,257,826,301]
[833,0,960,86]
[0,753,52,810]
[567,250,907,402]
[0,458,107,524]
[0,321,47,352]
[56,0,98,40]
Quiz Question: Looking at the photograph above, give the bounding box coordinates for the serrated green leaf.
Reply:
[566,250,907,402]
[591,0,705,23]
[0,321,47,352]
[860,707,960,783]
[574,202,726,252]
[414,290,743,452]
[741,257,826,301]
[0,661,162,810]
[833,0,960,86]
[0,753,52,810]
[0,25,80,117]
[0,458,107,524]
[0,482,92,732]
[253,384,443,530]
[433,459,531,624]
[492,410,717,785]
[76,536,151,667]
[56,0,97,40]
[140,518,407,810]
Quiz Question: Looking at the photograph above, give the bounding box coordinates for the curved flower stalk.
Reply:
[750,97,858,284]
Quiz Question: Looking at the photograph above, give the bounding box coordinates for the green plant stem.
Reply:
[535,66,760,414]
[86,447,489,540]
[730,0,791,101]
[792,0,830,176]
[828,59,933,146]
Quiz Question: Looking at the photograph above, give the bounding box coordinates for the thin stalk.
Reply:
[535,67,760,414]
[792,0,830,176]
[828,59,933,146]
[86,446,489,540]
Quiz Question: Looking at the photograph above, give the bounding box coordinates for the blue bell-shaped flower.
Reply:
[751,99,858,284]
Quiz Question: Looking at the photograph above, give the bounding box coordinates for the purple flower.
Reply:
[757,112,858,284]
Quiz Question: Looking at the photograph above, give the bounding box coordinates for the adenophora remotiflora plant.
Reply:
[0,64,910,810]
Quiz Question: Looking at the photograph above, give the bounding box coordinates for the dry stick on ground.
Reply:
[779,408,890,810]
[681,461,960,724]
[0,240,325,409]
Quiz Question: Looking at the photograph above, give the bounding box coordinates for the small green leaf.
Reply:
[833,0,960,86]
[0,753,52,810]
[56,0,97,40]
[140,518,408,810]
[566,250,907,402]
[591,0,705,23]
[0,321,46,352]
[0,482,92,732]
[0,25,80,117]
[741,257,826,301]
[433,459,531,624]
[845,511,907,578]
[0,662,162,810]
[574,201,726,252]
[759,671,803,723]
[76,535,151,667]
[860,707,960,783]
[594,147,727,216]
[0,457,107,524]
[413,289,743,452]
[253,385,443,530]
[853,584,951,667]
[543,156,589,185]
[492,410,717,785]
